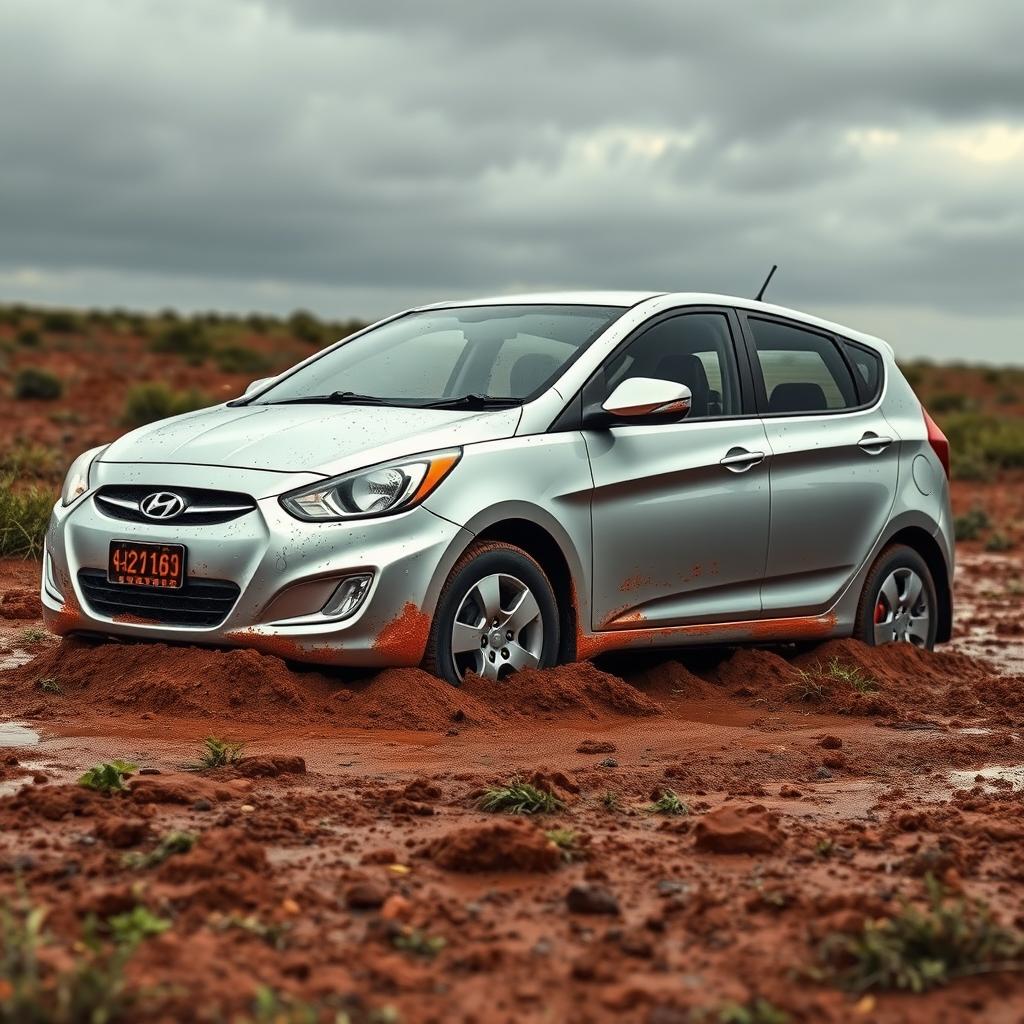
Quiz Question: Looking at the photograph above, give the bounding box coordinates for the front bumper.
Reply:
[41,463,471,666]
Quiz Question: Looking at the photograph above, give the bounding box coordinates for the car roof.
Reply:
[416,290,892,356]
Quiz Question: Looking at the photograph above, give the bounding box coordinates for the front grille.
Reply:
[78,569,240,628]
[94,486,256,526]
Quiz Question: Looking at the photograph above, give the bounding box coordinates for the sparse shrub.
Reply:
[214,345,273,375]
[149,321,211,365]
[37,678,61,695]
[702,998,790,1023]
[186,736,244,771]
[545,828,583,862]
[123,831,197,870]
[104,906,171,946]
[0,480,54,559]
[600,790,621,811]
[985,532,1015,553]
[40,309,80,333]
[0,444,64,482]
[953,505,990,541]
[820,877,1024,993]
[16,627,49,647]
[78,760,138,794]
[478,778,563,815]
[13,368,62,401]
[16,329,40,348]
[391,927,446,959]
[288,309,324,345]
[928,392,971,414]
[121,383,210,427]
[943,413,1024,474]
[998,390,1017,406]
[646,788,688,816]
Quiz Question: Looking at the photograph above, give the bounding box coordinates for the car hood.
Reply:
[100,402,522,480]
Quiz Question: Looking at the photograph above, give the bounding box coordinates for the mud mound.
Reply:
[336,668,500,730]
[626,659,715,699]
[713,647,801,696]
[5,638,336,719]
[0,588,41,620]
[463,661,660,719]
[428,818,562,873]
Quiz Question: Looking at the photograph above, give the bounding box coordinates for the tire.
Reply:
[423,541,560,685]
[855,544,938,650]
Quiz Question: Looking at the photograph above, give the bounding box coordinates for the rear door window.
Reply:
[747,318,859,414]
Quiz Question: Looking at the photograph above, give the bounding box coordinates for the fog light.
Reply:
[320,573,373,620]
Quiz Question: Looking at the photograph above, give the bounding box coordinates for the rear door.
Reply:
[586,309,771,630]
[737,312,898,615]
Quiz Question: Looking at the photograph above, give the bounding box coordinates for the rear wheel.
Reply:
[423,541,560,685]
[855,544,938,650]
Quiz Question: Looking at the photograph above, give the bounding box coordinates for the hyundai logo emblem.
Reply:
[140,491,188,520]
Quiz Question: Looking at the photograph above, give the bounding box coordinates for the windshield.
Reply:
[250,304,624,407]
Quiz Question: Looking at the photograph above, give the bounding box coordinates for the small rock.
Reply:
[566,883,620,916]
[344,877,390,909]
[138,767,161,775]
[380,894,413,921]
[779,785,803,798]
[819,735,843,750]
[822,753,846,771]
[598,758,619,769]
[655,879,688,896]
[693,804,784,855]
[192,798,213,812]
[815,766,835,781]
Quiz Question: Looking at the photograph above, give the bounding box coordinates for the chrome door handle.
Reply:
[720,448,766,472]
[858,432,893,454]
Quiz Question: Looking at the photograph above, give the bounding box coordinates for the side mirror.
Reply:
[244,377,274,396]
[601,377,692,419]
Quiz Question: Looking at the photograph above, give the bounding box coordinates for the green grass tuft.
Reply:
[13,368,62,401]
[123,831,197,870]
[646,788,689,816]
[820,877,1024,994]
[186,736,245,771]
[478,778,564,815]
[77,760,138,794]
[121,382,211,427]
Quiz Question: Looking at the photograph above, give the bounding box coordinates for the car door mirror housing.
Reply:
[244,377,274,396]
[600,377,692,420]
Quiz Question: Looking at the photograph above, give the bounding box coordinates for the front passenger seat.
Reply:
[653,353,710,418]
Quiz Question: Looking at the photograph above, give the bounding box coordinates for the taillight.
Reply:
[922,407,950,480]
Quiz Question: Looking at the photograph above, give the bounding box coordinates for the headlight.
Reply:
[280,449,461,522]
[60,445,108,506]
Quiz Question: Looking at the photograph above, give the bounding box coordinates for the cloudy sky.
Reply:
[2,0,1023,362]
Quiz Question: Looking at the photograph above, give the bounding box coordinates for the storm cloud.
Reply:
[1,0,1023,360]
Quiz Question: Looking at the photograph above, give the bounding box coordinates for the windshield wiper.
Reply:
[264,391,395,406]
[418,394,522,410]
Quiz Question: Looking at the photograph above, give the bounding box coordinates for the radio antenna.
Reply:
[755,264,778,302]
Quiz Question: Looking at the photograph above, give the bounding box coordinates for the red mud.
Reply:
[3,554,1024,1021]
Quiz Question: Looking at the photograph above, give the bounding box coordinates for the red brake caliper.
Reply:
[874,601,886,624]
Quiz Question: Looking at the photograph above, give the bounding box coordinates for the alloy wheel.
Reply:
[450,572,544,681]
[872,567,930,646]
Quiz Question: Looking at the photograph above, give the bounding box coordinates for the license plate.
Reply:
[108,541,186,589]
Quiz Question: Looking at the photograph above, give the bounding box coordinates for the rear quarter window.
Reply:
[839,339,884,404]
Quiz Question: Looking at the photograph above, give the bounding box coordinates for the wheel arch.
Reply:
[439,511,584,664]
[883,526,953,643]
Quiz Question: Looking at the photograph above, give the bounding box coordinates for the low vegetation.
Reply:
[544,828,583,862]
[646,788,689,816]
[187,736,244,771]
[0,896,166,1024]
[77,760,138,794]
[819,879,1024,994]
[0,480,52,559]
[954,505,991,541]
[391,927,446,959]
[121,382,211,427]
[478,778,564,814]
[12,368,63,401]
[149,321,211,365]
[123,831,197,870]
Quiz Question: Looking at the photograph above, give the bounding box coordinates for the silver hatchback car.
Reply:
[43,292,954,685]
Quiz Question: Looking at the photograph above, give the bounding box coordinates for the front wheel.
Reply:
[855,544,938,650]
[423,541,560,685]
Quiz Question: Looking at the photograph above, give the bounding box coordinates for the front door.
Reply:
[586,310,771,630]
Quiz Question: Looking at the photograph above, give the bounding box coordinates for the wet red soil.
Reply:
[2,549,1024,1021]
